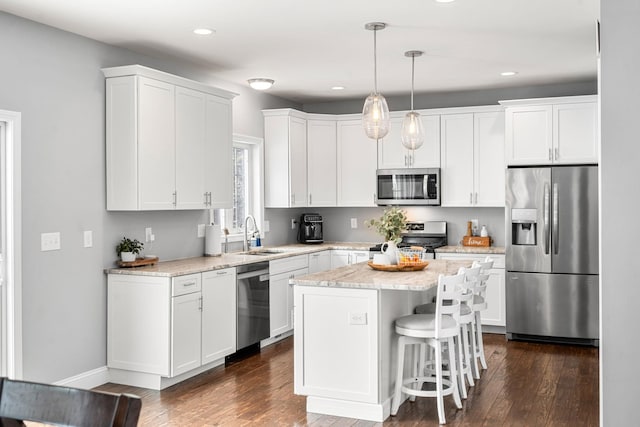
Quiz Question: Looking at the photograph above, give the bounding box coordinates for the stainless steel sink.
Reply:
[241,249,284,256]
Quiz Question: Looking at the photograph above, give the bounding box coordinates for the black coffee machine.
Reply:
[297,213,323,244]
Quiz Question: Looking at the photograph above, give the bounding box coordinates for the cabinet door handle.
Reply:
[554,148,559,161]
[548,148,552,161]
[474,192,478,204]
[208,192,212,205]
[172,191,177,206]
[183,281,197,287]
[291,194,295,205]
[216,271,227,276]
[309,194,312,205]
[199,296,203,311]
[469,193,473,204]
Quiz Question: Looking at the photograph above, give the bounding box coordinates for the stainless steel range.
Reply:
[370,221,447,260]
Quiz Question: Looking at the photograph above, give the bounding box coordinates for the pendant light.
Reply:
[362,22,390,140]
[401,50,425,150]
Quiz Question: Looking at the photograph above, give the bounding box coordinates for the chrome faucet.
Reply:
[244,215,259,251]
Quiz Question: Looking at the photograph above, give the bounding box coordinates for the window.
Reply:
[220,135,263,239]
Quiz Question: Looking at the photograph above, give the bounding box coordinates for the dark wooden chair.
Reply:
[0,377,141,427]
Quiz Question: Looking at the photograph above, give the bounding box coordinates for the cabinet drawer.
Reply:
[436,253,505,269]
[270,254,309,275]
[172,273,202,296]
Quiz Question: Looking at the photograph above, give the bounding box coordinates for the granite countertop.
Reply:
[290,259,472,291]
[105,242,375,277]
[435,245,505,254]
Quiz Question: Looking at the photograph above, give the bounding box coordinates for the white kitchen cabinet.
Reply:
[440,109,505,207]
[307,118,337,207]
[501,95,598,166]
[269,255,309,337]
[107,267,237,389]
[308,250,332,273]
[377,113,441,169]
[435,253,506,327]
[337,119,377,207]
[103,65,236,211]
[330,249,370,269]
[264,109,308,208]
[201,268,236,364]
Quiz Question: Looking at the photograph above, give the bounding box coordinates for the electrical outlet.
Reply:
[83,230,93,248]
[349,312,367,325]
[197,224,206,238]
[263,220,270,233]
[350,218,358,229]
[41,232,61,251]
[145,227,153,242]
[291,218,296,230]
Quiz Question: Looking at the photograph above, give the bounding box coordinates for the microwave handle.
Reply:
[423,176,428,199]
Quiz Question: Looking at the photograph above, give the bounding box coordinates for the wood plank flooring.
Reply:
[96,334,598,426]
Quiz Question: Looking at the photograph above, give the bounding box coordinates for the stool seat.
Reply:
[415,302,473,317]
[395,313,458,337]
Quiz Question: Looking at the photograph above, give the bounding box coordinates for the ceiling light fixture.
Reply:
[501,71,518,76]
[331,86,345,91]
[193,28,214,36]
[247,78,275,90]
[362,22,390,141]
[401,51,425,151]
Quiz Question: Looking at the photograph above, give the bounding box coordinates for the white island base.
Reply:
[292,260,469,422]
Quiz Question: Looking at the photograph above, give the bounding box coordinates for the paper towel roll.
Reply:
[205,224,222,256]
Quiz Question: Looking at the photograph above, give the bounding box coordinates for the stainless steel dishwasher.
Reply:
[236,261,270,352]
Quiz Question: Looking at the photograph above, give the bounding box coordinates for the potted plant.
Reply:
[365,207,408,264]
[116,237,144,262]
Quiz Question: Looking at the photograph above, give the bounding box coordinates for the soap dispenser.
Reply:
[480,225,488,237]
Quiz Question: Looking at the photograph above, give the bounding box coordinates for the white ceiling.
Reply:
[0,0,599,103]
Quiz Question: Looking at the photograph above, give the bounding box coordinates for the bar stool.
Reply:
[471,257,494,374]
[413,266,480,399]
[391,272,464,424]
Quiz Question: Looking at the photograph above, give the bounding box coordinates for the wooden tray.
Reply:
[117,256,159,268]
[367,260,429,272]
[462,236,491,247]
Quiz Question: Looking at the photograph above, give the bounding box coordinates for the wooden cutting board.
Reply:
[117,256,159,268]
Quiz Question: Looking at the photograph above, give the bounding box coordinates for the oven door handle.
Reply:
[237,269,270,280]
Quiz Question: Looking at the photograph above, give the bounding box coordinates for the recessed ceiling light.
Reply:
[435,0,456,3]
[331,86,345,91]
[248,78,275,90]
[501,71,518,76]
[193,28,214,36]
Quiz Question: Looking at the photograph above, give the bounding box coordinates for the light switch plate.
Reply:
[350,218,358,229]
[83,230,93,248]
[349,312,367,325]
[41,232,61,251]
[197,224,206,238]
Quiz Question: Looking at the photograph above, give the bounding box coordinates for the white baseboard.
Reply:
[54,366,110,390]
[307,396,389,422]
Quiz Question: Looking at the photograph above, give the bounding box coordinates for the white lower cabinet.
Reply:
[435,253,506,327]
[308,250,332,273]
[107,267,236,389]
[270,255,309,337]
[330,250,370,269]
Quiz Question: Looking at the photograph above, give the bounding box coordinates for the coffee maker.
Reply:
[298,213,323,244]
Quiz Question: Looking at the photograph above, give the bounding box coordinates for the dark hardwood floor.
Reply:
[96,334,598,426]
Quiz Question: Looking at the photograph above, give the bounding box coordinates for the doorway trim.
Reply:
[0,109,22,379]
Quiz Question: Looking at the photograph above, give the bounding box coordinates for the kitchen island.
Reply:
[290,259,471,422]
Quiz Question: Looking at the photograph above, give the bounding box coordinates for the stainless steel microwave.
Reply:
[376,168,441,206]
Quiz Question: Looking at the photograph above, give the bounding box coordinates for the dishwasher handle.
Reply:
[237,269,270,280]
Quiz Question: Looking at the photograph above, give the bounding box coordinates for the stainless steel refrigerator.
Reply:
[506,165,599,346]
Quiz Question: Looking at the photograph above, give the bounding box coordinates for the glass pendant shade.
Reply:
[362,92,391,140]
[401,111,425,150]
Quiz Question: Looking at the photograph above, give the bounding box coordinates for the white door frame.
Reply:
[0,109,22,379]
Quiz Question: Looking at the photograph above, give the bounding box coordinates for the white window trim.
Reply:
[224,134,264,243]
[0,109,23,379]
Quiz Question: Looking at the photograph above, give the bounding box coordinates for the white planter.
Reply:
[120,252,136,262]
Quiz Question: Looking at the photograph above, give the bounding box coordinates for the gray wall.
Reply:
[0,11,298,383]
[303,80,597,114]
[600,0,638,424]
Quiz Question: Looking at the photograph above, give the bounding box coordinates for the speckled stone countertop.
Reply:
[290,259,472,291]
[105,242,375,277]
[435,245,505,254]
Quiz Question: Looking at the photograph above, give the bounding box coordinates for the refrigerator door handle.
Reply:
[553,182,559,255]
[543,183,550,254]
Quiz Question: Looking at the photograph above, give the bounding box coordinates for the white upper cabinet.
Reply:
[264,110,308,208]
[501,95,598,165]
[307,118,337,207]
[440,108,505,207]
[337,119,377,207]
[103,65,236,211]
[377,113,440,169]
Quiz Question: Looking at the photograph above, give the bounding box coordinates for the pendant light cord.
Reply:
[373,28,378,94]
[411,54,415,111]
